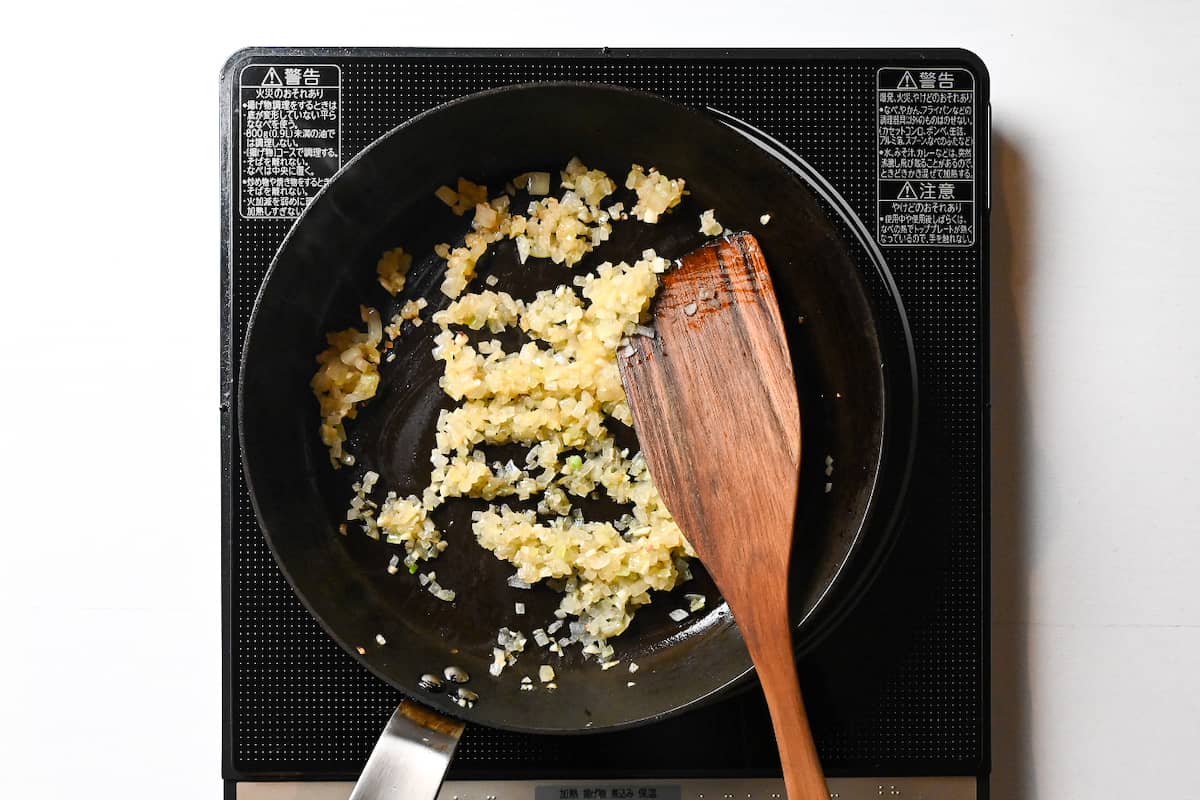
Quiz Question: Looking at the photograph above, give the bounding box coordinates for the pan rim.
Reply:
[236,81,916,735]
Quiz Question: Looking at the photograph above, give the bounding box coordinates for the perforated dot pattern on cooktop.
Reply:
[223,52,987,778]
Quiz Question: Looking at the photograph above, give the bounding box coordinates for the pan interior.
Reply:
[239,84,887,733]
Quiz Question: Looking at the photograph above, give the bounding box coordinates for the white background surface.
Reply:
[1,1,1197,797]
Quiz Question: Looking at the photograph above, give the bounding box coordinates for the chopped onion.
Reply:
[375,634,387,646]
[539,665,555,683]
[527,172,551,195]
[323,167,697,653]
[434,185,458,207]
[668,608,689,622]
[362,306,383,346]
[498,627,526,652]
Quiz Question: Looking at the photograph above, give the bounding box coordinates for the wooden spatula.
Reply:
[617,232,827,800]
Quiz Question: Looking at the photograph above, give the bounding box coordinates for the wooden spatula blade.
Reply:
[618,232,801,568]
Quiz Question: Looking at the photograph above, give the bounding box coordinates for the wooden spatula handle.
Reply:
[742,615,828,800]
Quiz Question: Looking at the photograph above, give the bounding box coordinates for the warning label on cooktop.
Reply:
[238,64,341,219]
[876,67,975,247]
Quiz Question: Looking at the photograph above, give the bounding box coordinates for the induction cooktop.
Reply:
[220,47,990,800]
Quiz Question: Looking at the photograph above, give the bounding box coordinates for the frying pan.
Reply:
[239,83,909,796]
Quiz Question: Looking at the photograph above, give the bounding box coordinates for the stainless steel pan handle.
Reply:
[349,700,465,800]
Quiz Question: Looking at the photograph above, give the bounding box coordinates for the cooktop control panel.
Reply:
[236,778,978,800]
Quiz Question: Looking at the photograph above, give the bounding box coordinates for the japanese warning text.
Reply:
[239,64,341,219]
[877,67,976,247]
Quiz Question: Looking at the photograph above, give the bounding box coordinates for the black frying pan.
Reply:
[239,84,895,739]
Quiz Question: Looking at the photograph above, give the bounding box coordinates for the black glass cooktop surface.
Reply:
[221,46,989,789]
